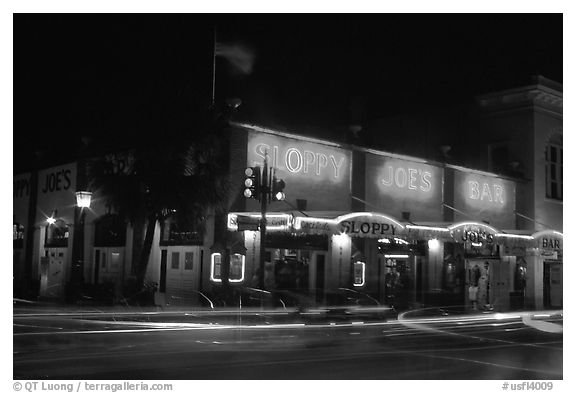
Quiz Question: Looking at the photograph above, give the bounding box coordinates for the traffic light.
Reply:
[244,166,261,200]
[271,177,286,201]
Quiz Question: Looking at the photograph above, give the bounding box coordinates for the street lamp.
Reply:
[75,191,92,208]
[70,191,92,301]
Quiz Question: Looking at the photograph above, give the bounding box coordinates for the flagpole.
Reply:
[211,24,217,108]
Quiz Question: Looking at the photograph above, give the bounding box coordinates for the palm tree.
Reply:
[86,109,234,302]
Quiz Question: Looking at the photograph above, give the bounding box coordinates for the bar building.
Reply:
[13,78,562,311]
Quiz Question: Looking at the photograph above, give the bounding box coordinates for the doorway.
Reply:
[40,248,67,298]
[380,256,415,309]
[94,248,124,284]
[544,262,563,308]
[164,246,200,306]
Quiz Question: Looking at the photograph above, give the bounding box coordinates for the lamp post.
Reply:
[70,191,92,300]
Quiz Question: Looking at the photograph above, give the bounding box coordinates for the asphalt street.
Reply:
[13,306,563,380]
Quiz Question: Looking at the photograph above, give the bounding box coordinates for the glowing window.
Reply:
[353,261,366,287]
[210,253,222,282]
[229,254,246,283]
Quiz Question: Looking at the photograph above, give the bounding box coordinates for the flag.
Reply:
[215,42,255,75]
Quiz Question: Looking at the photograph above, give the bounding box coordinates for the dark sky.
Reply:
[14,14,562,172]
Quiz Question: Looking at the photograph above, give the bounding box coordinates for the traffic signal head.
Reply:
[244,166,261,200]
[271,177,286,201]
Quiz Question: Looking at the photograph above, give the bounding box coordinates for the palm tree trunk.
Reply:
[137,214,157,288]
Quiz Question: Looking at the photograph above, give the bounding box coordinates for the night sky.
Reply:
[13,14,562,173]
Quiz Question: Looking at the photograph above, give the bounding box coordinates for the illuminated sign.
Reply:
[532,230,563,251]
[253,142,346,180]
[294,217,336,234]
[365,154,443,222]
[468,181,504,204]
[227,213,292,232]
[247,133,352,211]
[341,221,398,236]
[336,212,405,238]
[380,165,432,192]
[453,170,515,229]
[449,222,499,246]
[248,133,348,181]
[374,157,439,197]
[294,213,405,237]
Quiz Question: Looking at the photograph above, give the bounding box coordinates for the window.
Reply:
[45,219,69,247]
[210,253,222,282]
[545,137,563,200]
[488,142,509,174]
[171,252,180,269]
[184,252,194,270]
[13,223,24,248]
[353,261,366,287]
[229,254,245,282]
[110,252,121,271]
[160,216,203,246]
[101,252,107,269]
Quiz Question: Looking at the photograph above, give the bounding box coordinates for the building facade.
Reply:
[13,81,562,311]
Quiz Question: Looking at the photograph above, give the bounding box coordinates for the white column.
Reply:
[427,240,444,291]
[525,253,543,310]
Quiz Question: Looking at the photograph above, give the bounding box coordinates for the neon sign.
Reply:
[468,181,505,204]
[532,230,563,251]
[380,165,432,192]
[366,155,443,222]
[253,143,346,180]
[449,222,499,246]
[336,212,405,238]
[227,213,292,232]
[341,221,398,236]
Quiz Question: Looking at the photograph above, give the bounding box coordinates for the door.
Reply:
[546,263,563,308]
[41,248,66,298]
[380,257,415,309]
[466,259,490,308]
[94,248,124,284]
[165,247,199,306]
[94,248,124,300]
[490,259,511,311]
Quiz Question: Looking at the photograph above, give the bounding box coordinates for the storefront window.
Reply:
[160,216,203,246]
[13,223,24,248]
[229,254,245,283]
[210,253,222,282]
[353,261,366,287]
[45,219,69,247]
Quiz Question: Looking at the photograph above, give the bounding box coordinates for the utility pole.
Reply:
[243,153,285,290]
[259,155,269,290]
